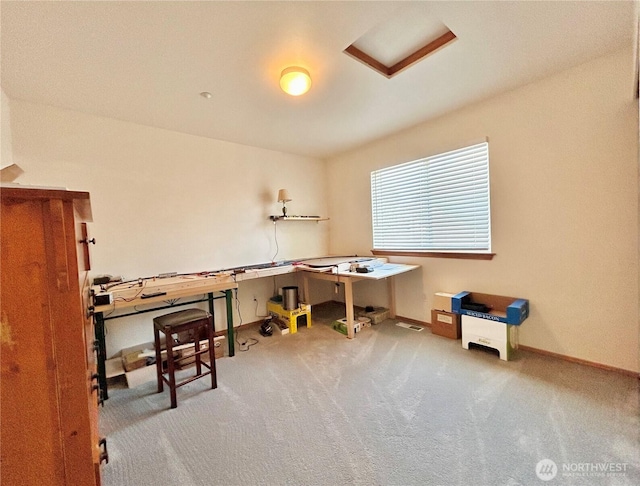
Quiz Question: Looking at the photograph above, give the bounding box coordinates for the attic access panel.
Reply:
[344,5,456,78]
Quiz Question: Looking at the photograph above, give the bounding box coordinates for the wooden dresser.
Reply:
[1,187,105,485]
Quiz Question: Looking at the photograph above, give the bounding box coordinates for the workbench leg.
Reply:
[303,274,310,303]
[226,289,235,357]
[207,291,218,360]
[388,276,397,319]
[94,312,108,400]
[344,279,355,339]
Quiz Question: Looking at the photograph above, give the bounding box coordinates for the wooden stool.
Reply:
[153,308,217,408]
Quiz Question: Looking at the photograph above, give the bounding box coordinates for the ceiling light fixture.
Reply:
[279,67,311,96]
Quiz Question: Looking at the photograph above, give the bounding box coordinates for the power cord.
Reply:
[233,288,259,352]
[254,296,269,318]
[271,220,279,263]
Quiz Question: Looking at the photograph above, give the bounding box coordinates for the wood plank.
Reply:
[372,249,495,260]
[344,29,457,79]
[94,277,238,312]
[388,30,457,76]
[1,185,90,203]
[343,44,391,77]
[105,358,125,378]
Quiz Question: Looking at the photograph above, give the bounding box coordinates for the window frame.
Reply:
[370,141,494,260]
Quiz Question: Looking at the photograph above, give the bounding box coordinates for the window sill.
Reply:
[371,249,495,260]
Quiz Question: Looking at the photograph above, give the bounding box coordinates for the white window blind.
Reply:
[371,142,491,252]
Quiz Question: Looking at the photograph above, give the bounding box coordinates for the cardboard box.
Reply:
[120,341,168,388]
[121,341,157,372]
[430,310,461,339]
[461,314,518,361]
[123,336,226,385]
[451,291,529,325]
[332,318,361,335]
[433,292,456,313]
[175,336,225,369]
[356,307,389,325]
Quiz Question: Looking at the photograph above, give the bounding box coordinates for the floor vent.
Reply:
[396,322,424,332]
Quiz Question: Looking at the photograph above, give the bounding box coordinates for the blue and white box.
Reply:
[452,291,529,361]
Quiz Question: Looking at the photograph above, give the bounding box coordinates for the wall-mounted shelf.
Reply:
[269,215,329,222]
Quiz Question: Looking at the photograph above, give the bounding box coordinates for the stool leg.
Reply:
[208,316,217,390]
[154,325,163,393]
[165,326,177,409]
[194,327,202,376]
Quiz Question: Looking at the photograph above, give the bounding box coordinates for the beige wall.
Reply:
[326,48,639,373]
[1,88,13,167]
[7,101,330,354]
[5,48,638,371]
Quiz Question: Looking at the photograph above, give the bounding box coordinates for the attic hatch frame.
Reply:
[344,30,457,78]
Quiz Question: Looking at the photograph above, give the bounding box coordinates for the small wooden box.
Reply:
[121,342,156,372]
[431,310,461,339]
[433,292,456,313]
[357,307,389,325]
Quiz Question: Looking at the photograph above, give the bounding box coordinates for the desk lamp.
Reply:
[277,189,291,217]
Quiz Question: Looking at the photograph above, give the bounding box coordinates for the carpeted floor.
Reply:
[100,302,639,486]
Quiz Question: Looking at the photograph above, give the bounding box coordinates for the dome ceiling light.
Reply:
[279,67,312,96]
